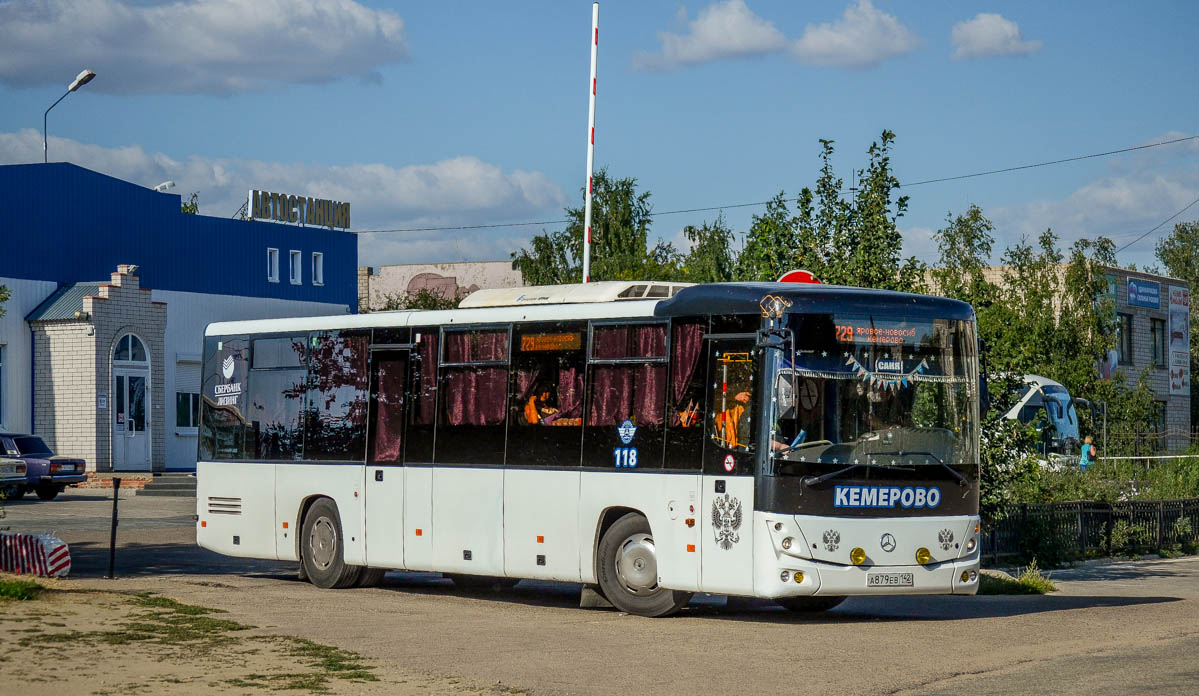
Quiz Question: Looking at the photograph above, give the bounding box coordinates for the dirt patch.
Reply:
[0,574,526,695]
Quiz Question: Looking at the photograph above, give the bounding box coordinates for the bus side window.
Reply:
[583,323,667,469]
[306,330,370,462]
[406,329,439,464]
[508,322,586,467]
[664,319,706,470]
[437,328,510,465]
[200,335,249,460]
[247,335,308,460]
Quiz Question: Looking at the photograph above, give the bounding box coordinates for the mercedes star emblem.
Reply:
[880,533,897,553]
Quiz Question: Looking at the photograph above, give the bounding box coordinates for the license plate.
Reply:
[867,572,914,587]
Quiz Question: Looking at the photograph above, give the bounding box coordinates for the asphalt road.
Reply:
[5,490,1199,695]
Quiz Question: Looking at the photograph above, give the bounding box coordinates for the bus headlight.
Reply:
[781,536,793,550]
[916,547,932,565]
[794,571,804,583]
[780,570,790,582]
[850,547,866,565]
[965,538,976,553]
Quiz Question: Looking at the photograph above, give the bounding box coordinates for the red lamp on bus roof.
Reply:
[778,269,821,284]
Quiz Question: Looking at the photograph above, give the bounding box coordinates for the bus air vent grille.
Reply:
[207,496,242,515]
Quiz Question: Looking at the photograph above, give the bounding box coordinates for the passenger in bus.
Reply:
[676,399,700,427]
[524,384,560,425]
[715,391,751,449]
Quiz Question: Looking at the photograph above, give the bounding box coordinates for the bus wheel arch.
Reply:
[594,511,692,617]
[298,496,361,589]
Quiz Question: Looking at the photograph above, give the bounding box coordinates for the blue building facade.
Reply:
[0,163,358,473]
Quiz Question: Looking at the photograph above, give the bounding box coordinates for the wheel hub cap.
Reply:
[310,517,337,570]
[615,533,658,596]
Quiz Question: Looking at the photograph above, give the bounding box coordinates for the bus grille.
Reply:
[207,497,242,515]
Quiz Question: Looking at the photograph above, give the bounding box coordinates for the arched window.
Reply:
[114,334,148,363]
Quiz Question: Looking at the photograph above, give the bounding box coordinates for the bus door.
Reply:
[699,335,757,595]
[365,348,409,569]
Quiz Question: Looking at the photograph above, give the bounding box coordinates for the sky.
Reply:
[1,0,1195,274]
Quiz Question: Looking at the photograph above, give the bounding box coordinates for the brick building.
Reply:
[0,163,357,472]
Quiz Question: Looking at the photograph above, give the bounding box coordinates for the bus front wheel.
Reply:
[596,513,691,617]
[300,498,361,589]
[775,596,846,613]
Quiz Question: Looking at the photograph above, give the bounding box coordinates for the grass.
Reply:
[13,590,380,694]
[978,559,1059,595]
[0,579,44,601]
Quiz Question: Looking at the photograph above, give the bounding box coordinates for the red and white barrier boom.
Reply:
[0,531,71,577]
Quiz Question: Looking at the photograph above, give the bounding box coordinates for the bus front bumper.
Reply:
[767,556,981,598]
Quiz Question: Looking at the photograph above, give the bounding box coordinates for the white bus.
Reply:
[197,280,981,617]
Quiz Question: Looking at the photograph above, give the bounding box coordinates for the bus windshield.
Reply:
[768,313,978,482]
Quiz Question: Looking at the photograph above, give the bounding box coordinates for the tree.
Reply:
[512,169,682,285]
[1155,220,1199,427]
[181,192,199,215]
[375,288,462,312]
[0,284,9,319]
[679,215,736,283]
[735,192,798,281]
[737,131,923,289]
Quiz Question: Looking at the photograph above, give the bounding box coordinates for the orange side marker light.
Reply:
[415,528,423,537]
[536,535,544,544]
[687,544,696,553]
[201,521,206,527]
[282,522,288,529]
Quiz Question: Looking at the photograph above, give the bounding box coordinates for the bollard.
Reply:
[106,478,121,579]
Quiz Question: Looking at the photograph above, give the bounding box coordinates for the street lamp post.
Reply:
[43,69,96,163]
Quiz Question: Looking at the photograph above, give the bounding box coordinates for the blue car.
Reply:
[0,433,88,501]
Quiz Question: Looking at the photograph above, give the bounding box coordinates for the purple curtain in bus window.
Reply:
[371,356,405,463]
[557,366,583,418]
[446,330,508,363]
[635,364,666,425]
[671,322,703,404]
[515,365,541,402]
[588,365,632,426]
[446,367,507,425]
[587,364,665,426]
[635,324,667,358]
[417,333,438,424]
[592,325,667,359]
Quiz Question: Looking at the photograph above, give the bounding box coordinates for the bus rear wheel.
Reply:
[775,596,846,613]
[596,513,691,617]
[300,498,361,589]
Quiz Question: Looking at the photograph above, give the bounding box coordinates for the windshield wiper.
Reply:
[802,461,914,488]
[856,449,969,487]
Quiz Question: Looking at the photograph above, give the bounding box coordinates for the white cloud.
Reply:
[951,13,1042,60]
[0,129,567,264]
[0,0,408,95]
[791,0,921,69]
[633,1,787,70]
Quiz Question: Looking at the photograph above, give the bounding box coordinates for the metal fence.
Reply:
[981,498,1199,565]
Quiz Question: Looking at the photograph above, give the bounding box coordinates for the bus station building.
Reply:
[0,163,357,473]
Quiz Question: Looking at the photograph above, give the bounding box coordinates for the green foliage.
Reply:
[0,579,43,600]
[736,131,924,289]
[679,215,736,283]
[978,561,1058,594]
[0,283,10,319]
[180,192,199,215]
[375,288,462,311]
[511,169,684,284]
